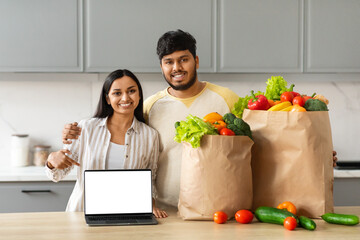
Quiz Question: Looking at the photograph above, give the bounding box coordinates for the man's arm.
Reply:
[62,122,82,144]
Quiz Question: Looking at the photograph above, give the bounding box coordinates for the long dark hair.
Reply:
[93,69,146,123]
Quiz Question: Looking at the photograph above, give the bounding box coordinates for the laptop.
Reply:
[84,169,158,226]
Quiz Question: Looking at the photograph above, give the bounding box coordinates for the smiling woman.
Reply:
[45,69,168,218]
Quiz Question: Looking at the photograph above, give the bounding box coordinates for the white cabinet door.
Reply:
[85,0,215,73]
[0,0,82,72]
[218,0,303,73]
[305,0,360,72]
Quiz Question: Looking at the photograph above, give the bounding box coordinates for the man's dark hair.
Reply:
[156,29,197,61]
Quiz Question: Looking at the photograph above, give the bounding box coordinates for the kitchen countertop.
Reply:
[0,206,358,240]
[0,167,359,182]
[0,166,77,182]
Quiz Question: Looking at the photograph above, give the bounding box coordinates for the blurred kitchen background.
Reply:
[1,73,359,167]
[0,0,359,212]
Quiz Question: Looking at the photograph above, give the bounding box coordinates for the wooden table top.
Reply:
[0,206,359,240]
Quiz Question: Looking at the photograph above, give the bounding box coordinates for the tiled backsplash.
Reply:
[0,73,359,167]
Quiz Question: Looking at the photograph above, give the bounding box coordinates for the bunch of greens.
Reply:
[264,76,291,100]
[174,114,218,148]
[232,76,292,118]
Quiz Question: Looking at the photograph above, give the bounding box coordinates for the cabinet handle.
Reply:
[21,190,52,193]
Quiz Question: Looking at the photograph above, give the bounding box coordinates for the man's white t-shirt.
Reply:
[144,81,239,207]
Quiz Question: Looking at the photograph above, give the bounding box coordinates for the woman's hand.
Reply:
[153,206,168,218]
[62,122,82,144]
[46,149,80,169]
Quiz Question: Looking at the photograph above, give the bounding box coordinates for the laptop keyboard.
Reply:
[89,215,152,221]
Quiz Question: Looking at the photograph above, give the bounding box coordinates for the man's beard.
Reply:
[163,68,197,91]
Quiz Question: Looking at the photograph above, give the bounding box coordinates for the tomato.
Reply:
[214,211,228,224]
[302,95,313,103]
[280,92,294,103]
[283,217,297,230]
[291,91,300,97]
[292,96,305,107]
[235,210,254,224]
[219,128,235,136]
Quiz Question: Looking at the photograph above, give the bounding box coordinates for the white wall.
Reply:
[0,72,359,167]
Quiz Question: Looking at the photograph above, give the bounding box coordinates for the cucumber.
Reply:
[255,206,299,225]
[321,213,359,226]
[299,216,316,230]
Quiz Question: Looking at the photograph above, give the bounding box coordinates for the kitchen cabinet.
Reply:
[84,0,215,73]
[0,0,82,72]
[305,0,360,72]
[0,181,75,213]
[218,0,303,72]
[334,178,360,206]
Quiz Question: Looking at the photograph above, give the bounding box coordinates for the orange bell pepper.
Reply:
[268,99,275,107]
[277,201,297,215]
[212,120,227,132]
[203,112,223,123]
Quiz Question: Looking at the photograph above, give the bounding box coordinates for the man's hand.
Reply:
[46,149,80,169]
[333,150,338,167]
[62,122,81,144]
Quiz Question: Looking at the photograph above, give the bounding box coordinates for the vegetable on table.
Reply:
[235,210,254,224]
[304,99,329,111]
[321,213,359,226]
[277,201,297,215]
[299,216,316,230]
[248,90,270,110]
[214,211,228,224]
[283,217,297,231]
[255,206,299,225]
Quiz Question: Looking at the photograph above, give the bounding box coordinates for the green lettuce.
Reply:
[174,114,218,148]
[264,76,291,100]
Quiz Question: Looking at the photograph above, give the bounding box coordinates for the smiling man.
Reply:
[143,30,239,208]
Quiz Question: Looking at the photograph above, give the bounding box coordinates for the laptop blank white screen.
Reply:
[84,170,152,215]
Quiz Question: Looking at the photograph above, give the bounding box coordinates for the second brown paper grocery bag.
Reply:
[243,109,334,218]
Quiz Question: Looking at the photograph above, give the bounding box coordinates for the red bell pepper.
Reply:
[248,90,270,110]
[289,84,300,97]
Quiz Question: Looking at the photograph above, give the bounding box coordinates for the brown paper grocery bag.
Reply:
[242,109,334,218]
[178,135,254,220]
